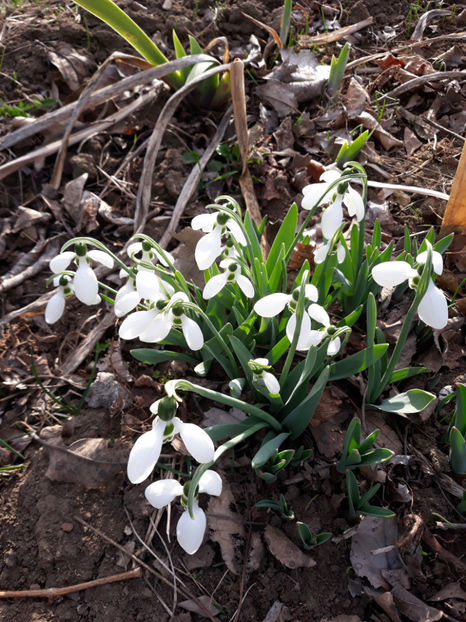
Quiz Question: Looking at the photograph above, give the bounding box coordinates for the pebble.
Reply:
[60,522,74,532]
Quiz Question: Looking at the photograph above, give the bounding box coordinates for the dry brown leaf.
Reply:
[350,516,405,590]
[63,173,88,224]
[356,111,403,150]
[179,594,219,617]
[207,477,244,574]
[262,600,291,622]
[310,386,348,459]
[430,582,466,602]
[46,42,95,92]
[391,584,443,621]
[375,591,402,622]
[346,77,370,119]
[403,127,423,156]
[264,525,315,569]
[43,436,128,488]
[368,411,403,456]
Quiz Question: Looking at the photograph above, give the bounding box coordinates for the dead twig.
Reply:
[158,104,233,248]
[299,16,373,45]
[377,70,466,101]
[134,61,231,233]
[0,54,216,151]
[422,527,466,574]
[0,239,60,295]
[0,568,141,599]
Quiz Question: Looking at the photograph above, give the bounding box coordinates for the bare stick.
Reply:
[158,105,232,248]
[0,568,141,599]
[0,54,216,151]
[377,70,465,101]
[299,17,373,45]
[134,62,231,233]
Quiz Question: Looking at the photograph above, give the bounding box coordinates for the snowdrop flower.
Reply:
[127,397,215,484]
[192,211,246,270]
[372,251,448,330]
[254,284,322,351]
[249,358,280,396]
[49,243,113,306]
[203,260,254,300]
[126,241,173,300]
[307,304,342,356]
[45,276,73,324]
[302,169,365,240]
[145,470,222,554]
[119,290,203,349]
[114,277,141,318]
[314,240,346,265]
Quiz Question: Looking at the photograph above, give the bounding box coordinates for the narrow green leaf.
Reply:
[360,505,395,518]
[390,367,429,383]
[329,344,388,381]
[266,203,298,275]
[449,427,466,475]
[131,348,198,366]
[251,432,290,469]
[282,366,329,439]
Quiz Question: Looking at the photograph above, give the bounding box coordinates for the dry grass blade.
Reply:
[241,12,282,48]
[230,59,268,256]
[299,17,373,46]
[377,70,466,101]
[158,105,232,248]
[410,9,451,41]
[133,62,231,233]
[0,54,217,151]
[0,91,157,181]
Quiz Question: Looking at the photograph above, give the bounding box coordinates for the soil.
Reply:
[1,1,465,621]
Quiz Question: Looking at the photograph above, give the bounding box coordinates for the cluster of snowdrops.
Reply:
[43,162,452,554]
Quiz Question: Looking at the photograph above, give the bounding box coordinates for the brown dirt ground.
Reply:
[1,1,465,621]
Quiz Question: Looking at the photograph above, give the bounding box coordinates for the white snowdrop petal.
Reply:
[254,358,269,366]
[202,273,228,300]
[114,291,140,317]
[263,371,280,396]
[170,291,189,304]
[416,250,443,275]
[417,281,448,330]
[314,243,329,265]
[191,213,216,232]
[150,399,162,415]
[198,470,222,496]
[307,330,326,347]
[236,274,255,298]
[195,228,223,270]
[115,280,133,303]
[119,310,153,340]
[155,249,174,267]
[176,420,215,463]
[320,169,341,183]
[127,242,142,257]
[336,242,346,264]
[308,303,330,327]
[144,479,183,509]
[372,262,417,287]
[286,312,312,351]
[136,269,161,299]
[321,200,343,240]
[139,314,173,343]
[73,262,99,305]
[127,420,165,484]
[327,336,341,356]
[344,186,365,221]
[254,293,290,317]
[50,251,75,274]
[304,284,319,302]
[301,182,331,210]
[45,291,66,324]
[87,249,114,268]
[176,505,206,555]
[181,316,204,351]
[226,219,247,246]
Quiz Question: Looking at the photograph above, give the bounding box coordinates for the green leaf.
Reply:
[372,389,436,414]
[266,203,298,275]
[329,344,388,381]
[360,505,395,518]
[186,35,218,106]
[336,130,371,167]
[390,367,429,383]
[433,233,454,255]
[229,335,255,387]
[359,448,394,468]
[251,432,290,469]
[327,42,350,99]
[449,427,466,475]
[454,384,466,433]
[282,366,329,439]
[131,348,198,366]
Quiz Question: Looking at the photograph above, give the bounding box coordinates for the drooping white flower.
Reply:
[114,278,141,318]
[302,169,365,221]
[314,240,346,265]
[145,469,222,554]
[119,291,204,349]
[249,358,280,396]
[202,260,254,300]
[192,211,247,270]
[127,397,215,484]
[49,244,113,306]
[371,252,448,329]
[307,304,341,356]
[45,276,73,324]
[254,284,322,351]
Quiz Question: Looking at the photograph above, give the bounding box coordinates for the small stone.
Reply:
[60,522,74,532]
[30,583,41,590]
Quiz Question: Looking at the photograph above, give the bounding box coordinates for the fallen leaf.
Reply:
[356,111,403,150]
[46,42,95,92]
[350,516,405,590]
[262,600,291,622]
[179,594,219,617]
[264,525,315,569]
[377,54,405,71]
[207,476,245,574]
[391,584,443,621]
[43,436,128,488]
[346,77,370,119]
[63,173,88,224]
[403,127,423,156]
[374,591,402,622]
[310,386,348,459]
[429,582,466,602]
